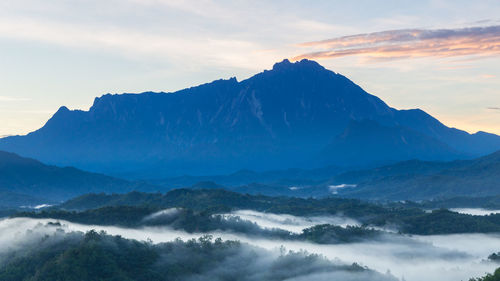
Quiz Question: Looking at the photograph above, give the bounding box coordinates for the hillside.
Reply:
[335,150,500,200]
[0,151,158,202]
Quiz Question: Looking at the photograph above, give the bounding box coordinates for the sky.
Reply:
[0,0,499,136]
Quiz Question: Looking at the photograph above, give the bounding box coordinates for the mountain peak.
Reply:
[271,58,325,72]
[56,106,70,113]
[272,59,292,70]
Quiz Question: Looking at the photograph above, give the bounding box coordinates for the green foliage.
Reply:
[397,209,500,235]
[0,230,389,281]
[300,225,381,244]
[470,268,500,281]
[59,188,391,218]
[421,196,500,210]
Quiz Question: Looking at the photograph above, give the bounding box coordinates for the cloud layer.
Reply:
[294,25,500,61]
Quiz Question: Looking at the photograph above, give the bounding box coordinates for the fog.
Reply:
[328,184,357,194]
[451,208,500,216]
[220,210,360,233]
[1,214,500,281]
[143,207,182,221]
[0,217,396,281]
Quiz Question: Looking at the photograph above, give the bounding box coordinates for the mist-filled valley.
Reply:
[1,188,500,281]
[2,209,500,281]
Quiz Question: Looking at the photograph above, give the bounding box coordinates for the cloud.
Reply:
[293,25,500,61]
[222,210,359,234]
[487,107,500,111]
[0,96,31,102]
[450,208,500,216]
[0,16,278,71]
[128,0,235,20]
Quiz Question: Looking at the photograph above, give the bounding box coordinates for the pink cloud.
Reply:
[293,25,500,61]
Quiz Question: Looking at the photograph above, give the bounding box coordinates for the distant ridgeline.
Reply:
[1,59,499,178]
[1,148,500,203]
[331,150,500,200]
[152,150,500,201]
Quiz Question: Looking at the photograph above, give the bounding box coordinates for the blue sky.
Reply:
[1,0,499,136]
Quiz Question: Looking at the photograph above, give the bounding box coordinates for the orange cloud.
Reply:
[293,25,500,61]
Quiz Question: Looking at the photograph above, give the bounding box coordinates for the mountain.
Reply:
[1,59,499,177]
[333,150,500,200]
[0,151,158,202]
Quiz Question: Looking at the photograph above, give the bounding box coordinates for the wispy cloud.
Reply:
[0,16,278,71]
[0,96,31,102]
[487,107,500,111]
[293,25,500,61]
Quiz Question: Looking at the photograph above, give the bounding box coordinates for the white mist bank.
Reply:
[450,208,500,216]
[220,210,360,233]
[143,208,182,221]
[1,216,500,281]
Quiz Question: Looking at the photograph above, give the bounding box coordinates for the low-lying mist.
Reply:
[0,217,395,281]
[450,208,500,216]
[220,210,360,234]
[2,212,500,281]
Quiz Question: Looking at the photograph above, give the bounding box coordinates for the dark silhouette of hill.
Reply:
[333,150,500,200]
[0,151,158,202]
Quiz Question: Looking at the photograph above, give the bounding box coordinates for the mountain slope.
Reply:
[0,151,157,201]
[334,150,500,200]
[0,191,53,209]
[393,109,500,156]
[320,120,461,166]
[1,59,499,177]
